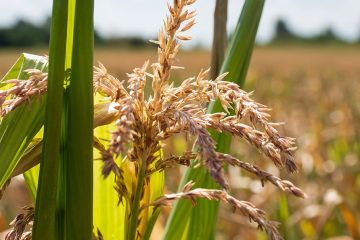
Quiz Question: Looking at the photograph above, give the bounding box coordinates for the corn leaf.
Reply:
[21,137,42,200]
[93,162,125,239]
[0,53,48,189]
[210,0,228,80]
[142,150,165,239]
[23,165,40,200]
[93,95,126,240]
[164,1,265,239]
[64,0,94,238]
[143,209,161,240]
[13,100,120,194]
[32,0,68,238]
[22,130,44,200]
[93,172,125,239]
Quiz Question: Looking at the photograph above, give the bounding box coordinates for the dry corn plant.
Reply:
[0,0,305,239]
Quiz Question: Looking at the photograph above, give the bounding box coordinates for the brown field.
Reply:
[2,46,360,78]
[0,47,360,239]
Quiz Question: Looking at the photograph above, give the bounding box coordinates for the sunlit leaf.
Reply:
[0,54,47,189]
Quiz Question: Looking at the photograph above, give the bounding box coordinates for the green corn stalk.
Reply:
[164,1,265,239]
[32,0,68,238]
[210,0,228,80]
[32,0,94,238]
[64,0,94,238]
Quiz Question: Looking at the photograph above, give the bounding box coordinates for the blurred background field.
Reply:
[1,45,359,239]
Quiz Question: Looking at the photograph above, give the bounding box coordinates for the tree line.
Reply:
[270,19,359,45]
[0,18,359,48]
[0,18,151,48]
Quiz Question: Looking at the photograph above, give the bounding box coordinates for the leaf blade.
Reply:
[0,54,48,189]
[64,0,94,238]
[32,0,68,238]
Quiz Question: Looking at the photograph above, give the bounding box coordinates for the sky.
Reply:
[0,0,360,47]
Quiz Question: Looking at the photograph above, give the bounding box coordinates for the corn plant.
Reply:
[0,0,305,239]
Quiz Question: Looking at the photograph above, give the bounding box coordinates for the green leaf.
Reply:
[0,53,48,189]
[164,1,265,239]
[54,2,76,238]
[32,0,68,238]
[93,161,126,240]
[276,193,296,239]
[64,0,94,238]
[93,113,126,240]
[21,130,43,200]
[210,0,228,80]
[143,208,161,240]
[143,150,165,239]
[220,0,265,86]
[22,138,42,200]
[23,165,40,200]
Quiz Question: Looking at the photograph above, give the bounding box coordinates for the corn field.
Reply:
[0,0,359,240]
